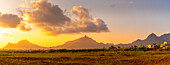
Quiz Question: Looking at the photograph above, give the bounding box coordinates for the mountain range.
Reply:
[51,35,114,49]
[116,33,170,48]
[3,40,48,50]
[2,35,114,50]
[2,33,170,50]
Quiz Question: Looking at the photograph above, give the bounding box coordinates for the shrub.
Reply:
[48,49,57,53]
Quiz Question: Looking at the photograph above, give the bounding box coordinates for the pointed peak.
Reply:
[84,35,88,38]
[147,33,157,39]
[18,39,30,44]
[150,33,156,35]
[83,35,91,39]
[78,35,93,40]
[149,33,157,37]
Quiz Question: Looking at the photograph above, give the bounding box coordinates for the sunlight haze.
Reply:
[0,0,170,48]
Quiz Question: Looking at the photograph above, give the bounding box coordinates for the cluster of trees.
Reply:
[47,49,108,53]
[2,49,108,53]
[4,49,108,53]
[108,45,170,51]
[3,45,169,53]
[121,46,148,51]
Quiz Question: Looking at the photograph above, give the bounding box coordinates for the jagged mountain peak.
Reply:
[52,35,114,49]
[78,35,94,41]
[149,33,157,37]
[84,35,88,38]
[146,33,157,39]
[81,35,91,39]
[3,40,47,50]
[18,39,31,44]
[129,33,170,47]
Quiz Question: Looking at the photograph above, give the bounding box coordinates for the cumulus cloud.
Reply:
[0,13,22,28]
[69,6,109,33]
[23,0,109,36]
[24,0,70,26]
[0,12,31,32]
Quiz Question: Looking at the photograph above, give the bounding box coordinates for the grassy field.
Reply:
[0,51,169,65]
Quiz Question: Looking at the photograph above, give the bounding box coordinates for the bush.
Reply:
[48,49,57,53]
[109,46,116,50]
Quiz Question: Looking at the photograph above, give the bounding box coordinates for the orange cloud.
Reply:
[0,12,22,28]
[19,23,32,32]
[0,12,31,32]
[24,0,70,26]
[70,6,109,33]
[22,0,109,36]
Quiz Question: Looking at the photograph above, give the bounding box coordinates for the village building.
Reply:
[148,44,154,49]
[148,41,170,49]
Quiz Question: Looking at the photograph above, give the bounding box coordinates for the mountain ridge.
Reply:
[116,33,170,48]
[3,33,170,49]
[51,35,114,49]
[3,40,48,50]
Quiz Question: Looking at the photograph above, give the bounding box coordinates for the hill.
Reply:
[131,33,170,46]
[51,35,114,49]
[3,40,48,50]
[116,33,170,47]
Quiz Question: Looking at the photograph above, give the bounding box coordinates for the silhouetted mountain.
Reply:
[3,40,47,50]
[51,35,114,49]
[116,33,170,47]
[132,33,165,46]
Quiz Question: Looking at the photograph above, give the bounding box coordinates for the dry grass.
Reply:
[0,51,169,65]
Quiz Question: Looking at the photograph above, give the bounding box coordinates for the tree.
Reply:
[109,46,116,50]
[134,45,138,48]
[153,43,156,46]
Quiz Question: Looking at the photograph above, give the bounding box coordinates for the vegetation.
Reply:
[0,51,169,65]
[0,45,169,65]
[108,45,169,52]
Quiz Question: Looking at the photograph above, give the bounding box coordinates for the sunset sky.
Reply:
[0,0,170,48]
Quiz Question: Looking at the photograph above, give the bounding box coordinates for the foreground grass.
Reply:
[0,51,169,65]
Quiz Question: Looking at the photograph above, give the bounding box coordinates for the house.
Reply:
[148,44,154,49]
[161,42,170,49]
